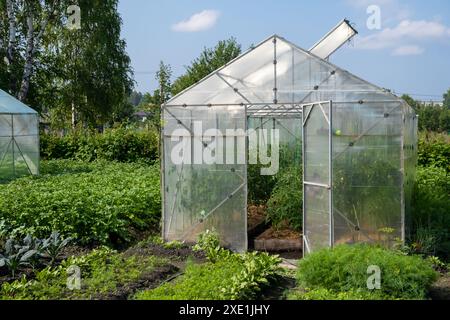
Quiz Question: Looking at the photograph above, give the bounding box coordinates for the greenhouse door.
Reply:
[162,105,247,253]
[302,101,333,254]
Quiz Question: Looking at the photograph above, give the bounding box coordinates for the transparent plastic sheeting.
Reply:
[247,117,302,167]
[166,36,394,108]
[303,102,331,253]
[162,35,417,253]
[331,101,404,249]
[0,113,39,180]
[162,105,247,252]
[309,20,358,60]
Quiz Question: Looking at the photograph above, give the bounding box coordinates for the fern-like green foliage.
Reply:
[296,244,438,300]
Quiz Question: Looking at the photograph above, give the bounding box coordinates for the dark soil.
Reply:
[60,245,92,260]
[429,272,450,300]
[260,274,297,300]
[123,242,206,265]
[93,264,180,300]
[277,251,302,259]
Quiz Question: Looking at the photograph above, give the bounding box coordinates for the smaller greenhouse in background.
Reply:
[160,20,418,254]
[0,89,40,181]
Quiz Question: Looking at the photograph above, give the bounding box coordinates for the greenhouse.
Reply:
[161,22,418,254]
[0,89,40,180]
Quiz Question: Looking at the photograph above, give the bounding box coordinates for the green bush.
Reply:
[412,166,450,258]
[418,131,450,172]
[247,163,278,205]
[247,144,302,205]
[296,245,438,300]
[0,160,161,245]
[416,105,450,133]
[266,166,302,231]
[40,127,159,163]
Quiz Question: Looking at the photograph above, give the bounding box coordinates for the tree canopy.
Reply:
[0,0,133,128]
[171,38,241,96]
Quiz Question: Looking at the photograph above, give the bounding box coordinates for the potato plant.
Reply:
[0,160,161,245]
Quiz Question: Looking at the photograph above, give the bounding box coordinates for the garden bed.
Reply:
[0,238,206,300]
[255,227,302,252]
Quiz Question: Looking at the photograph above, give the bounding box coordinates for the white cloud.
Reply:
[172,10,220,32]
[355,19,450,55]
[357,20,450,49]
[391,45,425,56]
[345,0,412,25]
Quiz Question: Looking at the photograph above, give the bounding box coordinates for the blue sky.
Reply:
[118,0,450,100]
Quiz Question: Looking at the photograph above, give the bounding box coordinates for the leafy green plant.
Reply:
[1,247,169,300]
[0,220,7,247]
[296,244,438,300]
[42,232,72,266]
[287,287,391,300]
[135,251,281,300]
[247,163,278,205]
[412,166,450,258]
[222,252,281,300]
[137,231,281,300]
[426,256,448,273]
[418,131,450,172]
[0,160,161,245]
[266,166,302,231]
[193,229,230,263]
[134,259,241,300]
[0,238,38,278]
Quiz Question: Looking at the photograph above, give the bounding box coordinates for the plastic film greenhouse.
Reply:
[161,22,418,254]
[0,89,40,181]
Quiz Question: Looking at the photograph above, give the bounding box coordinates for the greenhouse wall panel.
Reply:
[0,90,39,180]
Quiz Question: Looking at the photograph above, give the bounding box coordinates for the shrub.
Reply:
[296,245,438,300]
[0,160,161,245]
[266,166,302,231]
[40,127,159,163]
[412,166,450,258]
[418,131,450,172]
[247,163,278,205]
[247,144,302,205]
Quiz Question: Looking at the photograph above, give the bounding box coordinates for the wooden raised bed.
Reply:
[254,227,302,252]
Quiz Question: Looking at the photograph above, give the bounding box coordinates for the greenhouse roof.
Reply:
[0,89,38,114]
[165,34,403,111]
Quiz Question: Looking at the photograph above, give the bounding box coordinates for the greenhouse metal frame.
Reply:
[161,33,418,254]
[0,89,40,180]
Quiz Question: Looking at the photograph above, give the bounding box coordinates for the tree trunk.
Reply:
[18,2,53,102]
[71,101,76,129]
[6,0,17,93]
[18,12,35,101]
